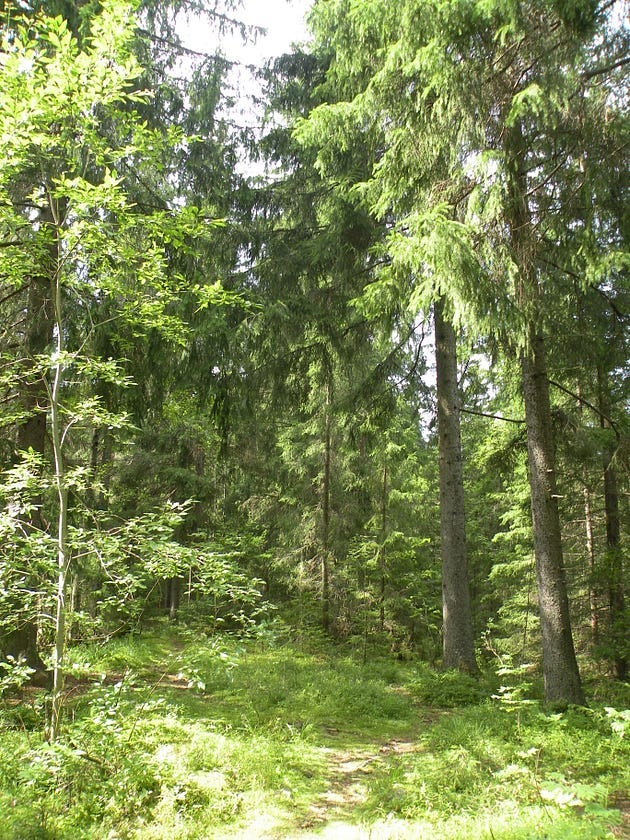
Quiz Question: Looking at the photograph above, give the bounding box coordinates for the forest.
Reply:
[0,0,628,837]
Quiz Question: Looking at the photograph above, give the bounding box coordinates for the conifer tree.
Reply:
[296,0,627,700]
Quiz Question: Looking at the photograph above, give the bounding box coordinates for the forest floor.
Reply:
[1,622,629,839]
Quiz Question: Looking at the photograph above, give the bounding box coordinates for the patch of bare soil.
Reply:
[299,738,418,832]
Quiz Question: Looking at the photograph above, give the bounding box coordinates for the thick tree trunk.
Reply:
[520,335,584,704]
[434,298,477,673]
[506,116,584,705]
[602,462,625,680]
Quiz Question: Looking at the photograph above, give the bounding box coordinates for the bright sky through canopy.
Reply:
[239,0,312,60]
[177,0,312,140]
[181,0,312,62]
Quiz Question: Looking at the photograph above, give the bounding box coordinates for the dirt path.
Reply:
[221,734,423,840]
[262,735,420,840]
[299,738,418,833]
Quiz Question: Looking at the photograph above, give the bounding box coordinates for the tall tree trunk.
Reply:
[320,380,332,632]
[434,298,477,673]
[379,465,387,633]
[49,202,70,741]
[583,484,598,644]
[598,367,626,681]
[577,383,598,644]
[520,334,585,704]
[507,118,584,705]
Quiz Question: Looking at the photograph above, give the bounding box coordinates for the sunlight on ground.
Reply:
[213,803,290,839]
[304,822,372,838]
[214,815,499,839]
[301,818,437,839]
[2,634,626,840]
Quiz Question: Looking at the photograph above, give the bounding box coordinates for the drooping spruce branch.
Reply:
[458,406,525,425]
[549,379,621,438]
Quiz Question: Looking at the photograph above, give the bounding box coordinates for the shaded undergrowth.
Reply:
[1,623,628,838]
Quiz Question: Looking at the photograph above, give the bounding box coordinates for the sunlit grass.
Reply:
[1,627,627,839]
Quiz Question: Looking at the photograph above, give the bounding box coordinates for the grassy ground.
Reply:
[1,623,628,839]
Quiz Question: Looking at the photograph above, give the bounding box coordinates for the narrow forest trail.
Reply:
[106,636,627,840]
[217,727,429,840]
[3,632,627,839]
[296,737,419,838]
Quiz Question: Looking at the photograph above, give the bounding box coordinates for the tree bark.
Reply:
[506,115,584,705]
[434,298,477,673]
[583,484,598,644]
[577,383,598,644]
[321,380,332,632]
[49,211,69,741]
[520,335,585,704]
[598,367,626,680]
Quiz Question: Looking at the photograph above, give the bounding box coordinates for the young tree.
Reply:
[0,0,227,736]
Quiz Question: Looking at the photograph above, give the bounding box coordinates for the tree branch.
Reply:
[549,379,620,437]
[0,285,24,308]
[583,53,630,82]
[459,406,525,424]
[137,27,236,65]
